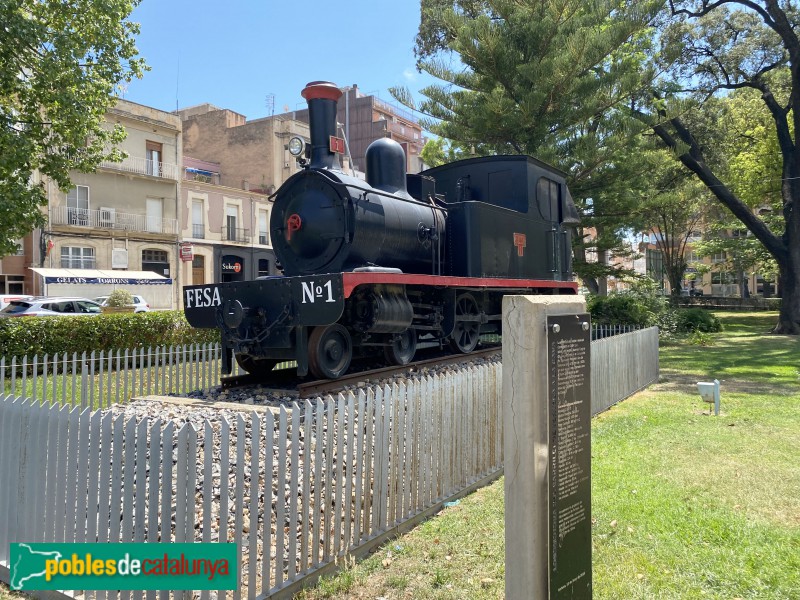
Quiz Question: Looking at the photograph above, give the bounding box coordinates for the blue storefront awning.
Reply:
[30,268,173,285]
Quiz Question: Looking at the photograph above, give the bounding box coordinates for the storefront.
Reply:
[29,268,174,309]
[214,247,277,281]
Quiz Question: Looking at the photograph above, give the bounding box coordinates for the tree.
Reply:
[648,1,800,333]
[637,165,707,299]
[396,0,663,293]
[0,0,146,257]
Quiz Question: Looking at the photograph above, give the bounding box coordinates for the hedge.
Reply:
[0,311,219,360]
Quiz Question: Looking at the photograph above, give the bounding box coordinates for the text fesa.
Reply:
[185,286,221,308]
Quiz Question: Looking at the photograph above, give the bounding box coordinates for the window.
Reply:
[225,205,238,241]
[712,252,727,263]
[192,200,205,238]
[258,209,269,245]
[142,249,169,277]
[258,259,270,277]
[146,198,163,233]
[536,178,560,221]
[14,239,24,256]
[61,246,95,269]
[146,141,162,177]
[142,249,168,262]
[684,250,697,264]
[67,185,90,225]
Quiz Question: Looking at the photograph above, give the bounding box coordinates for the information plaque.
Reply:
[547,314,592,599]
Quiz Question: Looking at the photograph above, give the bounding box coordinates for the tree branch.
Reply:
[651,116,788,263]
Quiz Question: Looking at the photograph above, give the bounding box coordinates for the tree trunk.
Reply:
[774,256,800,334]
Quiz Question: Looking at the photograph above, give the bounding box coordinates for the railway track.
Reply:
[219,346,501,399]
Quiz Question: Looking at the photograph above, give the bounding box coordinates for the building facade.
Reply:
[180,156,275,289]
[177,104,310,194]
[32,100,183,308]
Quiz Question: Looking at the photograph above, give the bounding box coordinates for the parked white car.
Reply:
[0,294,33,311]
[93,294,150,313]
[0,296,103,317]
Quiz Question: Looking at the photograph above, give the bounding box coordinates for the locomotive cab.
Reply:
[423,155,579,281]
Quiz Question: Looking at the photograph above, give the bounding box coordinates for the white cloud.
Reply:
[403,68,417,82]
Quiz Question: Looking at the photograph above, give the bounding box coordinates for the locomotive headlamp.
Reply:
[288,136,305,156]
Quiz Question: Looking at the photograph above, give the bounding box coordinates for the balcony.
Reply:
[192,224,206,239]
[258,234,269,245]
[184,168,220,185]
[99,155,179,180]
[221,226,251,243]
[386,120,421,141]
[50,206,179,235]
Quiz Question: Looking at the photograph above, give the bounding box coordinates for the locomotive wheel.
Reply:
[384,328,417,366]
[449,293,481,353]
[235,354,277,375]
[308,324,353,379]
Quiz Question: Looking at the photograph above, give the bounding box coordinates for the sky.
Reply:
[123,0,437,122]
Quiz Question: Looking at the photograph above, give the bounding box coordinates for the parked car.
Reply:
[0,294,33,311]
[0,296,103,317]
[93,294,150,313]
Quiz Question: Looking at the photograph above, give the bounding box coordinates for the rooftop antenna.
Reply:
[175,55,180,111]
[265,93,275,116]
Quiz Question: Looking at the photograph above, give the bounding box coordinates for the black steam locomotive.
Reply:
[184,81,579,379]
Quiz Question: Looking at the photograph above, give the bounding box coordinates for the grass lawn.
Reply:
[295,311,800,599]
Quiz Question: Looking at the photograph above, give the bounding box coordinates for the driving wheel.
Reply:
[384,328,417,366]
[235,354,277,375]
[308,323,353,379]
[449,293,481,353]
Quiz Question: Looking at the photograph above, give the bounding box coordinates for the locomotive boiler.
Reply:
[184,81,579,379]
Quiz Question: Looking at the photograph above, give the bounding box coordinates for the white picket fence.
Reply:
[0,365,504,599]
[0,328,659,598]
[0,344,223,409]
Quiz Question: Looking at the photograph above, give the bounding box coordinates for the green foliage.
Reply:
[398,0,666,293]
[105,288,133,307]
[0,312,218,360]
[687,330,715,346]
[0,0,147,257]
[588,278,672,327]
[677,308,723,333]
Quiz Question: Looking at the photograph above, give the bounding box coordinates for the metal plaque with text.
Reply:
[547,313,592,599]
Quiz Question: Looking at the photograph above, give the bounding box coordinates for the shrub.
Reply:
[0,311,219,360]
[106,288,133,307]
[688,330,716,346]
[588,279,672,328]
[676,308,723,333]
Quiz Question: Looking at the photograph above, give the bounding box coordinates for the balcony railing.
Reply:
[50,206,178,235]
[184,169,221,185]
[221,226,251,243]
[192,224,206,239]
[258,234,269,245]
[99,155,179,180]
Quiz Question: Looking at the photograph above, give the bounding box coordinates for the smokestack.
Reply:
[301,81,342,170]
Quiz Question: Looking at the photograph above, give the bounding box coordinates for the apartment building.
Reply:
[180,157,275,287]
[287,84,426,174]
[32,99,182,308]
[177,104,310,194]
